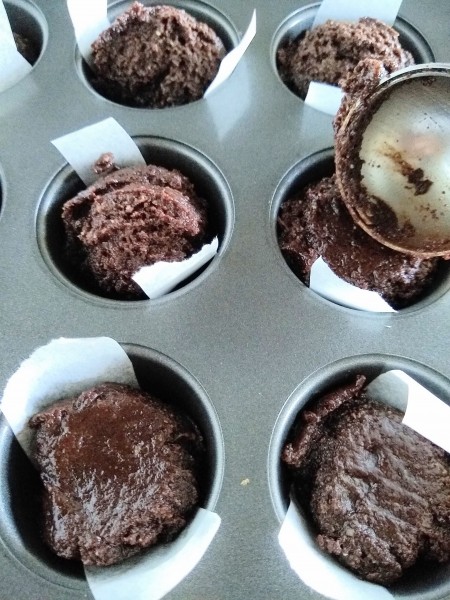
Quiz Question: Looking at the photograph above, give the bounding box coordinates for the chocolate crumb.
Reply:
[92,152,119,176]
[384,147,433,196]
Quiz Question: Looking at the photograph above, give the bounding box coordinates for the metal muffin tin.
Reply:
[1,0,449,598]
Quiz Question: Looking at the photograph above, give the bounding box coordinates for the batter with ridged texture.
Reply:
[62,156,209,299]
[29,383,204,566]
[283,376,450,584]
[277,17,413,98]
[90,2,226,108]
[277,174,438,308]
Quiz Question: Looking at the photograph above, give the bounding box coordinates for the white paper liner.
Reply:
[1,337,138,454]
[67,0,256,97]
[132,237,219,299]
[204,41,252,140]
[304,82,344,116]
[0,336,221,600]
[366,370,450,453]
[312,0,402,28]
[279,502,393,600]
[304,0,403,114]
[0,1,15,45]
[204,10,256,98]
[86,508,221,600]
[0,0,32,93]
[279,369,450,599]
[67,0,109,66]
[51,117,218,298]
[51,117,146,187]
[309,257,396,313]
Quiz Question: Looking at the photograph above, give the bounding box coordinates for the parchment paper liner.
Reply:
[0,336,221,600]
[309,257,395,312]
[52,117,219,300]
[67,0,256,103]
[279,370,450,600]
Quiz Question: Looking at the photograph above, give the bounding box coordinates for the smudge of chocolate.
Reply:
[384,147,433,196]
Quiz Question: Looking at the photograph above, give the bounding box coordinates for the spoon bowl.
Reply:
[336,64,450,257]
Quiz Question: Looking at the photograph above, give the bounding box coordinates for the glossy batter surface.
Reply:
[29,383,203,566]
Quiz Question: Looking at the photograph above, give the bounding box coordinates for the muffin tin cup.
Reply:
[0,337,223,594]
[268,354,450,600]
[36,133,234,305]
[74,0,242,109]
[1,1,450,599]
[1,0,48,89]
[271,2,435,107]
[271,148,450,313]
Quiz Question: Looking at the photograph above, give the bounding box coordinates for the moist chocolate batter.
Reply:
[29,383,204,566]
[62,158,209,299]
[283,376,450,584]
[277,174,438,308]
[277,17,413,98]
[90,2,226,108]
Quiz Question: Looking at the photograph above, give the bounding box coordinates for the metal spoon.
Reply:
[335,63,450,257]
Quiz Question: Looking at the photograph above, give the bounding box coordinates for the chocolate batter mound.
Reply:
[90,2,226,108]
[29,383,204,566]
[277,17,413,98]
[283,376,450,584]
[277,174,438,308]
[62,158,209,299]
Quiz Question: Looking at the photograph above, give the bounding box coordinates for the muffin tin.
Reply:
[1,0,450,598]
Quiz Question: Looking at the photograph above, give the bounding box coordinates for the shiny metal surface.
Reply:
[341,64,450,256]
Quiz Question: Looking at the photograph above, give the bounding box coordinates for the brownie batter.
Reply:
[62,156,209,299]
[283,376,450,584]
[90,2,226,108]
[13,32,38,64]
[277,174,438,308]
[277,17,413,98]
[29,383,204,566]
